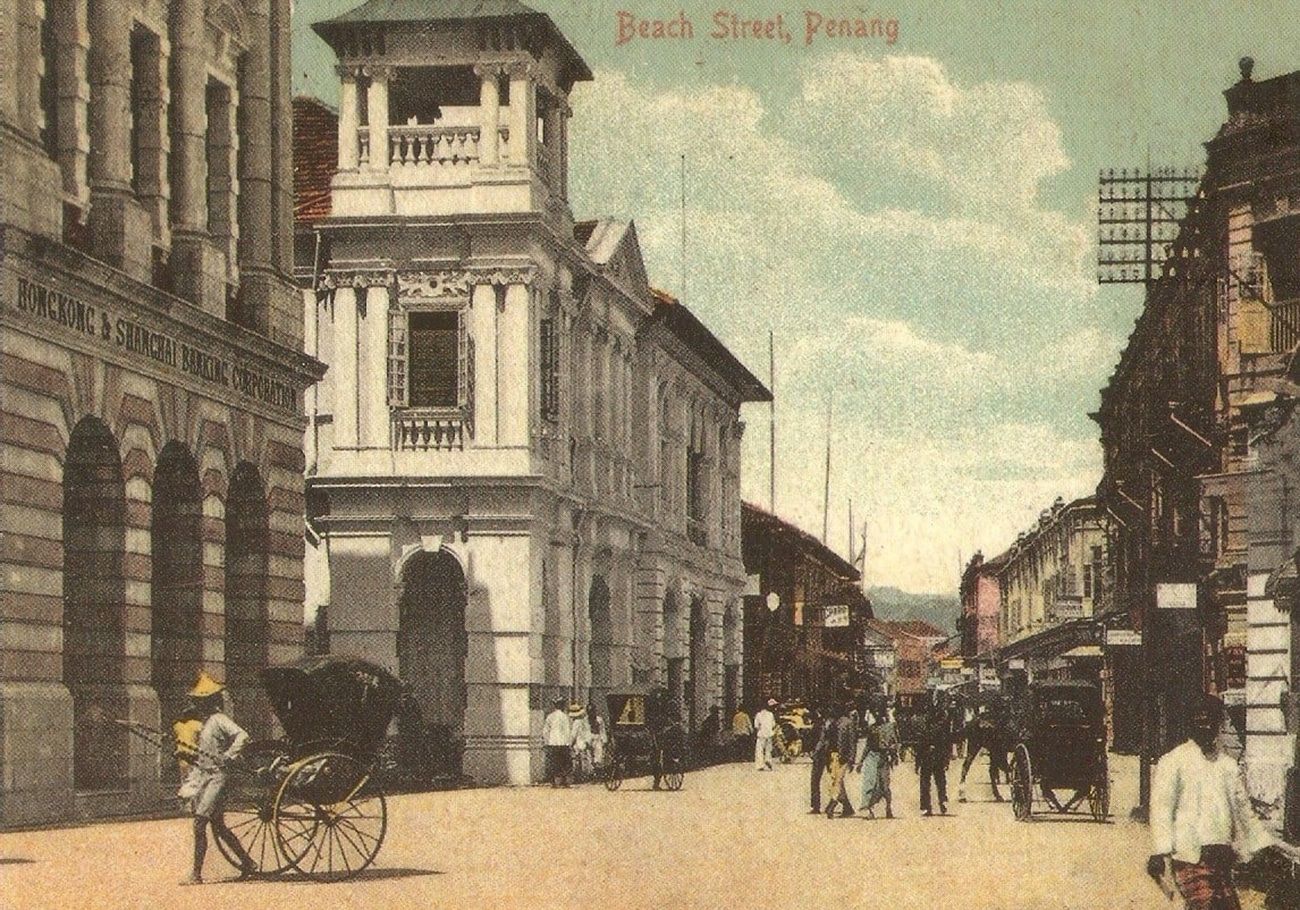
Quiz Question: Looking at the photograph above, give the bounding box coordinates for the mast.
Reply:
[769,330,776,512]
[821,393,832,544]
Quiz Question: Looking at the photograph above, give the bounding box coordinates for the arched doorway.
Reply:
[63,417,128,790]
[225,463,269,736]
[723,600,741,721]
[151,442,204,744]
[663,588,684,718]
[588,575,612,701]
[688,594,709,738]
[398,550,468,776]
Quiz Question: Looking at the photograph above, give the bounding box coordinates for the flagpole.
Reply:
[821,393,832,544]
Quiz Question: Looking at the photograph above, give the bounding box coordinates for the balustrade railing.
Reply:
[392,409,469,451]
[388,125,481,166]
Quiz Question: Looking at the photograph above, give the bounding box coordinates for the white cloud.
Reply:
[567,58,1106,593]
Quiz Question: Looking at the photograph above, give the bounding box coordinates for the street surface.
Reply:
[0,753,1252,909]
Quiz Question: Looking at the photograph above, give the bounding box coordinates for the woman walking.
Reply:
[857,703,897,819]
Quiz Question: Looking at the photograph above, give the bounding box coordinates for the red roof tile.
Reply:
[294,97,338,226]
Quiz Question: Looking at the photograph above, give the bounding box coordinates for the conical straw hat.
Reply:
[189,671,225,698]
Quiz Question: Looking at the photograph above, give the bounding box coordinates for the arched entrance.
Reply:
[398,550,468,776]
[588,575,612,701]
[663,588,684,718]
[688,594,709,737]
[723,600,741,720]
[63,417,128,790]
[151,442,204,742]
[225,463,270,736]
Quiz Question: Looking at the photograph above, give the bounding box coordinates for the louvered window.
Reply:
[388,308,471,409]
[540,318,559,422]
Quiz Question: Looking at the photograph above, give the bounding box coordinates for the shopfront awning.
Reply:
[994,618,1102,665]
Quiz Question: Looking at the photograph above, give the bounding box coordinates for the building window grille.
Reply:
[129,25,163,200]
[540,317,560,423]
[38,0,59,156]
[205,79,234,241]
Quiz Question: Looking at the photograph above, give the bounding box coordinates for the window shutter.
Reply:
[458,309,472,411]
[387,310,408,407]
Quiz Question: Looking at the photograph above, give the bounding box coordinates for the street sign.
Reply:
[1007,658,1026,670]
[1105,629,1142,646]
[1157,583,1197,609]
[940,658,964,670]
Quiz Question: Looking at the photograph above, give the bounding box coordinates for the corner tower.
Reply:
[313,0,591,221]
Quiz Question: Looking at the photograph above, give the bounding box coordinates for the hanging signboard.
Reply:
[1157,583,1197,610]
[820,604,850,627]
[1105,629,1142,647]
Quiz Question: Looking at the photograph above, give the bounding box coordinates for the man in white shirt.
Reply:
[542,697,574,787]
[753,699,777,770]
[1148,693,1279,909]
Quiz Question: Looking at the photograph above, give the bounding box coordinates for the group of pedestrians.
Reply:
[805,700,899,819]
[542,697,607,786]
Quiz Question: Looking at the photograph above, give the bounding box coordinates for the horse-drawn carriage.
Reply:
[1008,680,1109,822]
[602,688,687,791]
[217,656,403,880]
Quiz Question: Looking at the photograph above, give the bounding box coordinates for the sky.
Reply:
[292,1,1300,594]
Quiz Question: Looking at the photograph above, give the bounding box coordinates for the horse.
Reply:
[957,706,1013,802]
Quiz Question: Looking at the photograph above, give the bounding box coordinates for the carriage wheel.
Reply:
[215,740,298,875]
[1010,744,1033,821]
[661,753,685,791]
[1089,760,1110,821]
[274,752,387,882]
[603,753,624,791]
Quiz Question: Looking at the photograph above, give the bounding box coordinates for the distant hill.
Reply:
[867,587,960,636]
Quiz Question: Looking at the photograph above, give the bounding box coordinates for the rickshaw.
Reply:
[1008,680,1109,822]
[216,656,403,880]
[602,688,687,791]
[773,702,815,762]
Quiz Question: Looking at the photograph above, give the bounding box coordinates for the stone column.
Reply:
[239,0,273,270]
[498,281,532,447]
[87,0,133,268]
[271,0,293,276]
[507,63,535,167]
[337,66,359,170]
[169,0,207,305]
[366,66,390,172]
[358,283,392,450]
[332,284,360,449]
[475,65,501,166]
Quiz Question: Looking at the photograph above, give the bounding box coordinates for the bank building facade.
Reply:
[0,0,320,825]
[300,1,769,785]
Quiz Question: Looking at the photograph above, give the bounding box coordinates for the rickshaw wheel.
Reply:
[215,740,297,874]
[1088,760,1110,821]
[603,754,624,791]
[274,752,387,882]
[1010,743,1033,822]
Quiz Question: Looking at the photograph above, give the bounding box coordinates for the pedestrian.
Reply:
[570,703,593,781]
[824,703,857,818]
[542,697,573,787]
[1147,693,1300,908]
[178,672,255,885]
[807,707,830,814]
[753,699,777,770]
[697,705,721,765]
[589,704,607,769]
[857,702,897,819]
[916,696,952,816]
[731,705,754,762]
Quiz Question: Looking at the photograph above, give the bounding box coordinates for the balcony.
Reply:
[392,409,470,451]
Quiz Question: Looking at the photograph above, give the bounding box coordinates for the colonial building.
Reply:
[864,619,947,704]
[988,497,1107,695]
[740,503,873,710]
[959,550,1006,658]
[0,0,320,826]
[297,1,768,785]
[1095,60,1300,802]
